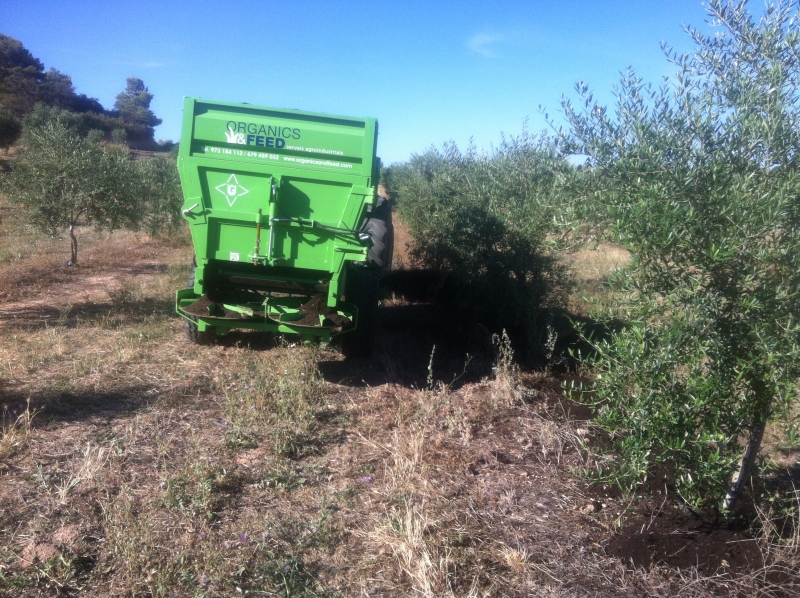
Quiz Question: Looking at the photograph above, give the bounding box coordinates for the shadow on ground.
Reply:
[601,465,800,581]
[1,268,625,397]
[605,501,765,576]
[0,295,175,331]
[317,269,627,390]
[318,301,490,389]
[1,383,157,428]
[0,260,170,304]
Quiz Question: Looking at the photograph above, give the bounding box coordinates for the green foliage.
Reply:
[136,154,184,237]
[111,127,127,145]
[1,112,140,264]
[22,104,85,134]
[0,33,44,116]
[165,459,230,521]
[1,36,167,148]
[222,349,326,459]
[391,130,573,357]
[114,77,162,144]
[561,0,800,507]
[250,556,337,597]
[0,35,105,118]
[85,128,104,144]
[1,101,183,265]
[23,103,125,140]
[37,68,80,111]
[156,138,176,152]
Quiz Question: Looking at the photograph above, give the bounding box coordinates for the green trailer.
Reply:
[175,98,392,357]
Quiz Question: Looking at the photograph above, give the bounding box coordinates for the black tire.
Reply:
[364,196,394,278]
[186,267,216,345]
[340,267,379,358]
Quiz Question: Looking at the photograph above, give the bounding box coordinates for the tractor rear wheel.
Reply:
[364,196,394,278]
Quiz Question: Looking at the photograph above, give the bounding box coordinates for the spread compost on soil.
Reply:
[606,505,763,575]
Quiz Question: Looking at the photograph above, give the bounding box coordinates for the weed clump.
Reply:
[221,347,326,459]
[0,399,35,460]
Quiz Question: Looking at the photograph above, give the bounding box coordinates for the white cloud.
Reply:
[467,33,505,58]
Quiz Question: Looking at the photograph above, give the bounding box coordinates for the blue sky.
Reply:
[2,0,718,163]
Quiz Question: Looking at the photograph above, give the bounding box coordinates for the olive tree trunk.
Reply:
[68,223,78,266]
[723,419,766,511]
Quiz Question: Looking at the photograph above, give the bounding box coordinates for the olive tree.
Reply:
[136,153,184,238]
[561,0,800,509]
[391,130,573,359]
[2,116,140,265]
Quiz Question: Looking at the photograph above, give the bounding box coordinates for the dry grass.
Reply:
[0,215,796,596]
[569,243,632,283]
[565,242,632,316]
[0,399,36,460]
[366,500,466,597]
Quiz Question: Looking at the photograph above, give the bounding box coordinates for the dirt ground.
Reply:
[0,213,797,597]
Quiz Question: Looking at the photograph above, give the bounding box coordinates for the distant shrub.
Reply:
[111,128,127,145]
[136,154,184,237]
[391,131,573,358]
[86,128,104,144]
[23,104,125,139]
[156,139,176,152]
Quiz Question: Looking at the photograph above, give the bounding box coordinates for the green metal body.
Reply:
[175,97,379,341]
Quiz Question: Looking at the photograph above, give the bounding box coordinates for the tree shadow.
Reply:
[0,259,169,304]
[1,383,156,427]
[318,302,492,389]
[0,269,628,395]
[0,294,176,331]
[526,307,627,371]
[317,269,627,390]
[0,296,181,425]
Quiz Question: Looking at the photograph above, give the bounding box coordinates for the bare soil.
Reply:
[607,505,763,575]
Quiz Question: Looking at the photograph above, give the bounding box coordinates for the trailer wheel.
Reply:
[340,267,379,358]
[186,268,216,345]
[364,196,394,278]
